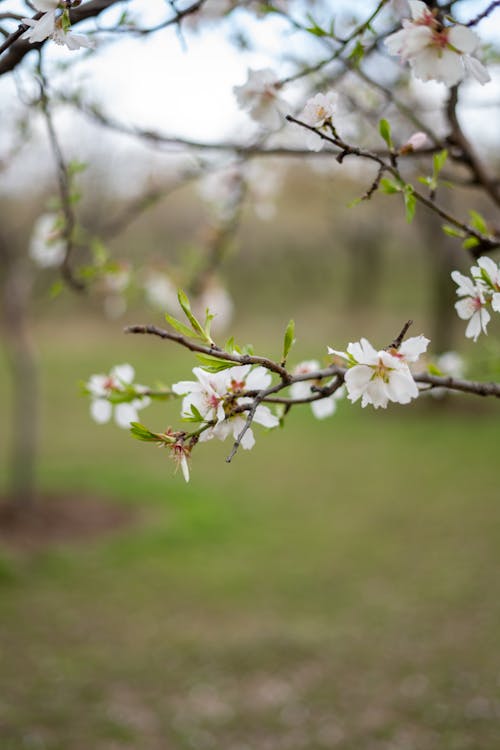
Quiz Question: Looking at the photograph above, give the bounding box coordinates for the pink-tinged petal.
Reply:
[398,334,430,362]
[311,397,336,419]
[448,25,478,54]
[463,55,490,85]
[408,1,428,20]
[378,350,403,370]
[112,363,135,385]
[21,12,55,43]
[385,28,409,56]
[403,25,433,57]
[433,48,465,86]
[344,364,374,402]
[491,293,500,313]
[347,338,378,365]
[171,380,200,396]
[180,455,190,483]
[363,379,389,409]
[385,369,418,404]
[245,366,272,391]
[451,271,477,298]
[90,398,111,424]
[327,346,348,360]
[455,297,475,321]
[114,403,138,429]
[253,405,279,428]
[476,256,500,284]
[198,427,216,443]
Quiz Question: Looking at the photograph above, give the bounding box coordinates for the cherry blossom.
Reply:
[328,336,429,409]
[385,0,490,86]
[143,272,179,313]
[451,270,491,341]
[290,360,344,418]
[298,91,338,152]
[22,4,94,51]
[471,256,500,312]
[172,367,228,424]
[86,364,151,428]
[233,68,288,130]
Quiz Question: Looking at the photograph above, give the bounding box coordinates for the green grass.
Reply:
[1,318,500,749]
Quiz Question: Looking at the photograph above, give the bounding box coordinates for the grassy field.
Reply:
[1,316,499,750]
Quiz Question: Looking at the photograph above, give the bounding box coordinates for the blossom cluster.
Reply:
[21,1,94,51]
[452,256,500,341]
[172,365,279,450]
[328,335,429,409]
[85,364,150,429]
[385,0,490,87]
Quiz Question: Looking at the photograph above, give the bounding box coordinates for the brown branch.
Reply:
[445,87,500,210]
[0,0,122,75]
[124,324,291,380]
[466,1,500,26]
[39,66,84,291]
[286,115,500,256]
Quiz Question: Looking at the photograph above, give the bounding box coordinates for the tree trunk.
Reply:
[0,231,38,511]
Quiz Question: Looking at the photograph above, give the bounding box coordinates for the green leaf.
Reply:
[378,119,393,149]
[469,210,488,235]
[380,177,402,194]
[428,363,443,376]
[165,312,197,339]
[463,236,480,250]
[432,149,448,177]
[129,422,159,442]
[177,289,210,341]
[348,40,364,67]
[282,319,295,362]
[403,186,416,223]
[442,224,465,238]
[49,280,64,299]
[195,353,236,373]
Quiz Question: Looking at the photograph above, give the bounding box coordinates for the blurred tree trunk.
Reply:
[0,229,38,510]
[419,208,457,353]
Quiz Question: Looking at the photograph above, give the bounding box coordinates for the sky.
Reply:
[1,0,499,189]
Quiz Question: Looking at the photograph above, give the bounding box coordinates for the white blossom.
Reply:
[290,360,344,419]
[385,0,490,86]
[451,270,491,341]
[471,256,500,312]
[29,213,65,268]
[328,336,429,409]
[174,365,279,448]
[298,91,338,152]
[233,68,288,130]
[86,364,151,429]
[22,7,94,50]
[172,367,228,424]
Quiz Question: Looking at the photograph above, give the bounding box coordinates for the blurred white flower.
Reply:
[234,68,288,130]
[290,360,344,418]
[194,280,234,335]
[385,0,490,86]
[328,336,428,409]
[29,213,65,268]
[451,270,490,341]
[298,91,337,151]
[143,272,179,312]
[86,364,151,429]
